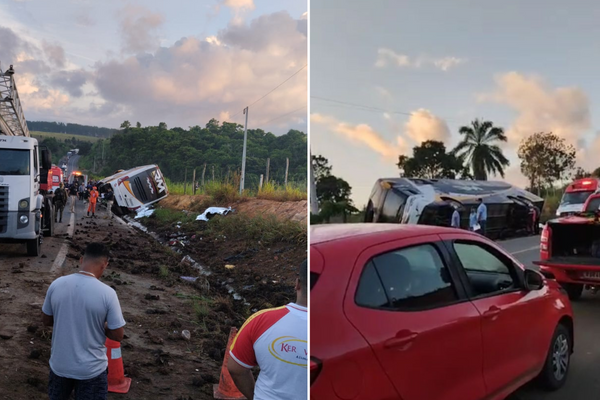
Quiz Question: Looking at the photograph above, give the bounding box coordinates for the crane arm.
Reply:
[0,63,30,137]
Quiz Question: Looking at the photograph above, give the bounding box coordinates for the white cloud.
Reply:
[118,5,165,54]
[375,86,392,101]
[375,48,466,71]
[311,109,451,162]
[479,72,590,147]
[404,108,450,143]
[216,0,256,25]
[433,57,465,71]
[311,113,405,160]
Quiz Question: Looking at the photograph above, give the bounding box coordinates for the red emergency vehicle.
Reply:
[555,178,599,217]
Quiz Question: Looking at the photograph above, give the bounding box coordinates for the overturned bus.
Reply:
[98,164,169,215]
[365,178,544,239]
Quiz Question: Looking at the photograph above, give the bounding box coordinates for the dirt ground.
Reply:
[0,197,306,399]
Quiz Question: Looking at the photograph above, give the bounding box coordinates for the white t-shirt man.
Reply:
[229,303,307,400]
[42,274,126,380]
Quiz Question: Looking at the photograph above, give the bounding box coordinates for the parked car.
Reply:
[310,224,574,400]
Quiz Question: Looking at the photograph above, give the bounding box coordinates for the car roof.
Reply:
[310,223,475,245]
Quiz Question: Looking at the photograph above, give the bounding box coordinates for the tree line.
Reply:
[77,119,307,189]
[28,121,118,138]
[313,118,594,220]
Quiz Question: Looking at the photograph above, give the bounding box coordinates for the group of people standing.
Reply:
[450,198,539,237]
[51,180,115,221]
[451,198,488,235]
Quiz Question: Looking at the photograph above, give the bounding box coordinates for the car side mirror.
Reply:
[524,269,545,291]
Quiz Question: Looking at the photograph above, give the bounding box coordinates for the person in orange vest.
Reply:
[88,186,99,217]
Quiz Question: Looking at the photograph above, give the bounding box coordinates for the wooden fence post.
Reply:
[212,165,215,181]
[192,168,197,195]
[184,167,188,195]
[265,158,270,184]
[259,174,264,191]
[202,163,206,187]
[285,158,289,186]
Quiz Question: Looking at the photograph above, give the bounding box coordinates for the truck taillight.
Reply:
[310,357,322,386]
[540,225,552,259]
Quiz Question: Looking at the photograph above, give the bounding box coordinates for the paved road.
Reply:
[496,235,600,399]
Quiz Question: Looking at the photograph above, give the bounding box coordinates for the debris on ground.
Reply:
[196,207,233,222]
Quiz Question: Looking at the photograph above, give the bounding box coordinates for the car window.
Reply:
[356,244,458,310]
[355,261,388,308]
[453,241,517,296]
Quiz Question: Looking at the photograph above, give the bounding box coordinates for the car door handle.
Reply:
[384,330,418,349]
[482,306,501,319]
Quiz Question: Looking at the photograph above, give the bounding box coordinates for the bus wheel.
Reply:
[112,203,123,216]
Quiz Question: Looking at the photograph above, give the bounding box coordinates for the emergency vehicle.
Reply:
[556,178,600,217]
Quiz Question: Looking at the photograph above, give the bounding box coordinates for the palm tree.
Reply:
[453,119,510,180]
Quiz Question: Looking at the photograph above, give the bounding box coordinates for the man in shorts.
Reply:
[42,243,126,400]
[228,260,307,400]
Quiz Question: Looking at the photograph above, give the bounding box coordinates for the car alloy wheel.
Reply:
[552,333,569,382]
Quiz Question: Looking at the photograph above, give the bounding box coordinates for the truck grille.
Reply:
[0,186,7,234]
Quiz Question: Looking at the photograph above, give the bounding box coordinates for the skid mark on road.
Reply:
[50,212,75,273]
[510,245,539,255]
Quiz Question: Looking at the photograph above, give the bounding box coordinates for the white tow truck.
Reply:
[0,64,54,256]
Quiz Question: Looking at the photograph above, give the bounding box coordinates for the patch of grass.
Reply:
[192,298,213,319]
[151,208,197,225]
[30,131,100,143]
[206,213,306,246]
[257,182,307,202]
[158,265,169,278]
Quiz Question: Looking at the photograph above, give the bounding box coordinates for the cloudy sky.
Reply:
[311,0,600,207]
[0,0,306,134]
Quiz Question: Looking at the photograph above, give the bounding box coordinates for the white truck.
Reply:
[0,64,54,256]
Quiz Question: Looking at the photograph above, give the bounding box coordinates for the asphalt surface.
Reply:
[497,235,600,399]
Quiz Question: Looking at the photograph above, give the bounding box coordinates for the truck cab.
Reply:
[0,136,53,255]
[556,178,599,217]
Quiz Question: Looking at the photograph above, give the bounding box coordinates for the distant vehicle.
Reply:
[98,164,168,215]
[67,152,72,157]
[555,178,600,217]
[365,178,543,239]
[68,171,88,187]
[311,224,574,400]
[50,166,64,191]
[69,148,79,155]
[537,193,600,300]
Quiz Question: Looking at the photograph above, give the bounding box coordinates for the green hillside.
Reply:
[30,131,100,143]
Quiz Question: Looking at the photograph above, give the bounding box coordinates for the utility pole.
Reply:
[310,151,318,215]
[184,167,188,195]
[240,106,249,194]
[202,163,206,187]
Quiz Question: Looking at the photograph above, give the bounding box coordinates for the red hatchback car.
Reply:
[310,224,574,400]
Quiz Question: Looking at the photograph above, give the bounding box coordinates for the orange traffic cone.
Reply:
[213,327,246,399]
[105,338,132,393]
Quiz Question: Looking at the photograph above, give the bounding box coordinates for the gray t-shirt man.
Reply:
[42,274,126,380]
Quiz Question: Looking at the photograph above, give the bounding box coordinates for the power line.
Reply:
[311,95,413,116]
[262,105,307,126]
[230,64,308,120]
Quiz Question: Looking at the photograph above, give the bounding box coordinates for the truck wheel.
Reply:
[43,200,54,237]
[562,283,583,300]
[538,323,571,391]
[27,236,41,257]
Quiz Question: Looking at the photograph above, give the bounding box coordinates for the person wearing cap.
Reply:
[227,260,307,400]
[88,186,99,217]
[42,242,126,400]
